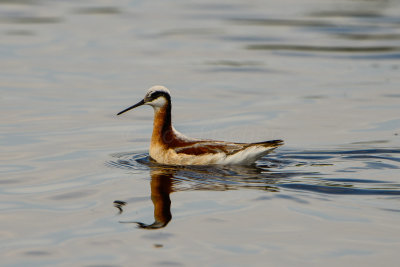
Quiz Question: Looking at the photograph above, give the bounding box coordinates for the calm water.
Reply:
[1,0,400,266]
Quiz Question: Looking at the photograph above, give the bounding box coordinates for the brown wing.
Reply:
[174,139,283,156]
[174,141,245,156]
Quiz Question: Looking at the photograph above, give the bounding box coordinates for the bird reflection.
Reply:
[114,167,175,229]
[113,159,295,230]
[111,144,400,230]
[137,168,173,229]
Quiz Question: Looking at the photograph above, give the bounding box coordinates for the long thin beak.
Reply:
[117,99,145,115]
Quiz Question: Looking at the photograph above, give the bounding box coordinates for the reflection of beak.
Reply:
[117,99,145,115]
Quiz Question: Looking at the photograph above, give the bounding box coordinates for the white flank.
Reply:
[221,146,274,165]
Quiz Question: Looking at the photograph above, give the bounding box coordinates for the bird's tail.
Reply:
[249,139,284,148]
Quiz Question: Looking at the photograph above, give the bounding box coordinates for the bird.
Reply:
[117,85,283,165]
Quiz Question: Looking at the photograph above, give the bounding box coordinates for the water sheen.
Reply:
[1,0,400,266]
[108,149,400,195]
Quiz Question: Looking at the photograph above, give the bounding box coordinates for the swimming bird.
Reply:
[117,85,283,165]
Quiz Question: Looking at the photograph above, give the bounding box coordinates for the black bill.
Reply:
[117,99,145,115]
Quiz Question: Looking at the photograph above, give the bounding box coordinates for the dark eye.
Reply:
[151,92,162,99]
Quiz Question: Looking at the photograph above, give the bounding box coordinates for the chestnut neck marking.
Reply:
[151,101,173,147]
[151,103,200,149]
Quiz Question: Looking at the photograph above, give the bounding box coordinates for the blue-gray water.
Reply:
[1,0,400,266]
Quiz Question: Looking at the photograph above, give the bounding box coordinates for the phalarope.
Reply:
[117,85,283,165]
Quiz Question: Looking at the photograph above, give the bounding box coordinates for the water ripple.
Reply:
[280,183,400,195]
[107,148,400,196]
[246,44,400,53]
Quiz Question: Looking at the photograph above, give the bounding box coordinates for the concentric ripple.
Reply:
[107,148,400,195]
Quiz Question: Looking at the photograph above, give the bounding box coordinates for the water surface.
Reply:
[1,0,400,266]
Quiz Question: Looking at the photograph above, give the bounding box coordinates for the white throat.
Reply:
[147,96,167,110]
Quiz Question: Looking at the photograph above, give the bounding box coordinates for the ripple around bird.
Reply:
[107,148,400,196]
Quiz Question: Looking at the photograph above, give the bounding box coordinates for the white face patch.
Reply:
[143,85,171,109]
[146,95,167,108]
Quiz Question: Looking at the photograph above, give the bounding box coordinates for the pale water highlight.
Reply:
[1,0,400,266]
